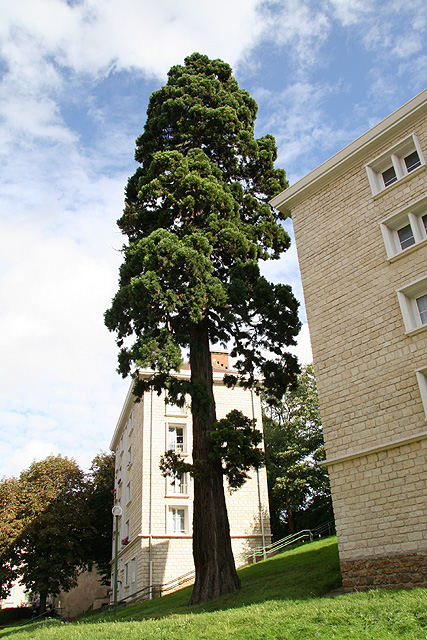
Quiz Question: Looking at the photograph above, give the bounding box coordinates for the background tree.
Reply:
[86,452,115,584]
[12,455,92,613]
[105,53,300,604]
[0,476,21,599]
[263,364,333,539]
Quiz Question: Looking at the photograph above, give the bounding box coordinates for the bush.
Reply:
[0,606,32,625]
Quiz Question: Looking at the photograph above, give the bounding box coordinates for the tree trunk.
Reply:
[188,318,241,605]
[39,591,47,614]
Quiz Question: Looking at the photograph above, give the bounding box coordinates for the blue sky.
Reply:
[0,0,426,478]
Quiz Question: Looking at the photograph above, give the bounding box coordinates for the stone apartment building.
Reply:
[271,88,427,590]
[110,351,270,601]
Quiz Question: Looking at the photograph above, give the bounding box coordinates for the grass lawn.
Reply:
[1,537,427,639]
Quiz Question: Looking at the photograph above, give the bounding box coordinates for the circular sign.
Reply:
[112,505,122,517]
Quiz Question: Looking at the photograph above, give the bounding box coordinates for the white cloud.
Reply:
[328,0,373,26]
[0,0,424,479]
[288,322,312,365]
[0,0,265,81]
[265,0,330,67]
[0,440,61,480]
[255,81,361,183]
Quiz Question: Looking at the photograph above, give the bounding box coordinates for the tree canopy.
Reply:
[263,364,333,538]
[105,53,301,604]
[0,453,114,611]
[86,452,116,584]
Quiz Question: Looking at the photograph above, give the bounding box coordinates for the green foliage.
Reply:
[12,456,92,609]
[86,452,115,584]
[0,606,32,625]
[0,453,115,607]
[160,410,264,490]
[105,52,300,400]
[0,476,21,598]
[207,410,264,490]
[105,52,301,603]
[263,364,333,537]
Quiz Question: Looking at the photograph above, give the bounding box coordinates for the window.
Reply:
[126,481,132,503]
[167,424,186,453]
[417,294,427,325]
[397,224,415,250]
[167,472,188,496]
[127,445,132,466]
[416,367,427,419]
[404,151,421,173]
[366,133,425,196]
[382,165,397,187]
[124,563,129,586]
[380,195,427,259]
[165,394,187,416]
[130,558,137,594]
[167,507,187,534]
[397,276,427,334]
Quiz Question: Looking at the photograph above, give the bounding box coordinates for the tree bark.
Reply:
[188,318,241,605]
[39,591,47,614]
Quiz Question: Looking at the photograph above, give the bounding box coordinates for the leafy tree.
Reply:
[0,476,21,599]
[263,364,333,538]
[86,452,115,584]
[105,53,300,604]
[12,456,92,613]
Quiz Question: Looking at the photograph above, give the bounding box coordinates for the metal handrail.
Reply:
[109,521,335,608]
[109,569,195,607]
[239,520,336,565]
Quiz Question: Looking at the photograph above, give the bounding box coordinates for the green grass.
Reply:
[2,537,427,639]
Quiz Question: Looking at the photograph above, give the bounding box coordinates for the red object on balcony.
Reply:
[121,536,129,545]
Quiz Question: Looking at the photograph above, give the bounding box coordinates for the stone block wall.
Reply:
[289,99,427,589]
[341,552,427,591]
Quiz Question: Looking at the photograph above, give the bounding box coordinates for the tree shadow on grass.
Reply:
[0,539,342,637]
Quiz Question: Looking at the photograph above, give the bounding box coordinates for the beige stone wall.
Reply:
[290,104,427,581]
[55,569,109,619]
[111,372,271,600]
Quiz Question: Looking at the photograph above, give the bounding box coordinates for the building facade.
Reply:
[271,89,427,590]
[110,351,271,601]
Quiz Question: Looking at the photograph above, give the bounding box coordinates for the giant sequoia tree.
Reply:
[105,53,300,604]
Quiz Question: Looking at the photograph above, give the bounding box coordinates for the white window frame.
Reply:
[166,472,188,496]
[397,275,427,334]
[126,481,132,504]
[165,393,187,416]
[416,367,427,420]
[166,506,188,535]
[366,133,425,196]
[167,423,186,453]
[127,445,132,467]
[130,557,137,594]
[124,562,129,587]
[380,195,427,260]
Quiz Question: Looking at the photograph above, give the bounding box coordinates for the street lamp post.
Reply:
[112,505,122,614]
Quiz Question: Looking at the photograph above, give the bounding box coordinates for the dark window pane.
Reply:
[422,214,427,234]
[382,166,397,187]
[404,151,421,173]
[417,294,427,325]
[397,224,415,250]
